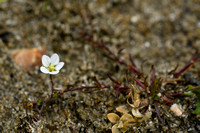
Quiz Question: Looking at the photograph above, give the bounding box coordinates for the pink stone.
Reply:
[12,47,46,72]
[170,104,182,116]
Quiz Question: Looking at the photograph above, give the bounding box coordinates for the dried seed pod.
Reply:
[120,113,134,122]
[139,111,152,122]
[131,84,141,108]
[111,124,120,133]
[120,113,137,132]
[127,98,135,108]
[132,109,143,118]
[123,119,138,128]
[134,98,141,108]
[137,99,149,109]
[116,105,129,114]
[107,113,120,124]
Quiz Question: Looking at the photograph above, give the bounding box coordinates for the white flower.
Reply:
[40,53,64,74]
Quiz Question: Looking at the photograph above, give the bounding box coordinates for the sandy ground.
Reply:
[0,0,200,132]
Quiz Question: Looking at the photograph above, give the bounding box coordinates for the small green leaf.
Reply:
[187,85,200,96]
[53,92,58,98]
[193,87,200,96]
[186,85,200,115]
[193,98,200,115]
[38,98,44,104]
[187,85,195,90]
[184,91,194,96]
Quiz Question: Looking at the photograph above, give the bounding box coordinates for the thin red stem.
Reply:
[129,65,141,75]
[133,78,148,93]
[166,92,183,97]
[174,50,200,77]
[160,96,174,104]
[173,62,195,77]
[129,53,136,67]
[107,74,121,85]
[38,75,55,119]
[154,102,163,123]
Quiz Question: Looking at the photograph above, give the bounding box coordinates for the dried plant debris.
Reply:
[107,107,152,132]
[107,84,153,132]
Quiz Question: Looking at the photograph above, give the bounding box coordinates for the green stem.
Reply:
[50,74,54,96]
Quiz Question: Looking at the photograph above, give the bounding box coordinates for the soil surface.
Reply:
[0,0,200,132]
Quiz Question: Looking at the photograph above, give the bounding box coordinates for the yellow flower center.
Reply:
[48,64,56,72]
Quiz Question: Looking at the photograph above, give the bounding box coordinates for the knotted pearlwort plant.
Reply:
[38,53,64,119]
[40,53,64,96]
[27,52,112,122]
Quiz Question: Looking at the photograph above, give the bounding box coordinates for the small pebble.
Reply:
[12,47,46,72]
[170,104,182,116]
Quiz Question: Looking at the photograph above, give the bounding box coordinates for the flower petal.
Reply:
[42,55,51,67]
[40,66,49,74]
[55,62,64,71]
[51,53,59,65]
[49,71,59,75]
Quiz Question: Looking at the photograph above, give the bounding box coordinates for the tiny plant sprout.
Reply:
[40,53,64,74]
